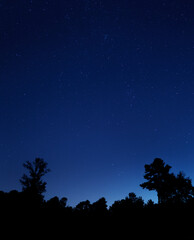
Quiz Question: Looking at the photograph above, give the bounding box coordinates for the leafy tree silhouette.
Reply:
[109,192,144,217]
[75,200,91,217]
[169,171,194,206]
[60,197,68,208]
[146,199,155,208]
[76,200,91,211]
[140,158,173,204]
[140,158,194,207]
[46,196,68,209]
[20,158,50,208]
[91,197,107,216]
[46,196,61,208]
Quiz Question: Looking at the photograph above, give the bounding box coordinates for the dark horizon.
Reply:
[2,158,193,240]
[1,157,194,211]
[1,0,194,207]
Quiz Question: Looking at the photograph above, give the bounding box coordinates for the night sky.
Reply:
[1,0,194,206]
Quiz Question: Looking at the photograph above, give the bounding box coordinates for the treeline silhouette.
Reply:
[1,157,194,211]
[1,158,194,238]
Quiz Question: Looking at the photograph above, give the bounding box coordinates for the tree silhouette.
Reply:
[75,200,91,217]
[140,158,173,204]
[60,197,68,208]
[146,199,155,208]
[76,200,91,211]
[127,192,144,208]
[20,158,50,207]
[91,197,107,216]
[171,171,194,205]
[45,196,68,208]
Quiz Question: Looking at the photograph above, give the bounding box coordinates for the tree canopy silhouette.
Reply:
[140,158,174,204]
[20,158,50,207]
[140,158,194,205]
[1,157,194,239]
[170,171,194,205]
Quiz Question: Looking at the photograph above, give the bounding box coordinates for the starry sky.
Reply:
[1,0,194,206]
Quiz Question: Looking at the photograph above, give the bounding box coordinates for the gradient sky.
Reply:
[1,0,194,206]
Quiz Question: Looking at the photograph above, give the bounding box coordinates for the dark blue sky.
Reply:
[1,0,194,206]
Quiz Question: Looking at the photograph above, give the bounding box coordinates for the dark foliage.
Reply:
[140,158,173,204]
[140,158,194,206]
[20,158,50,208]
[1,158,194,239]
